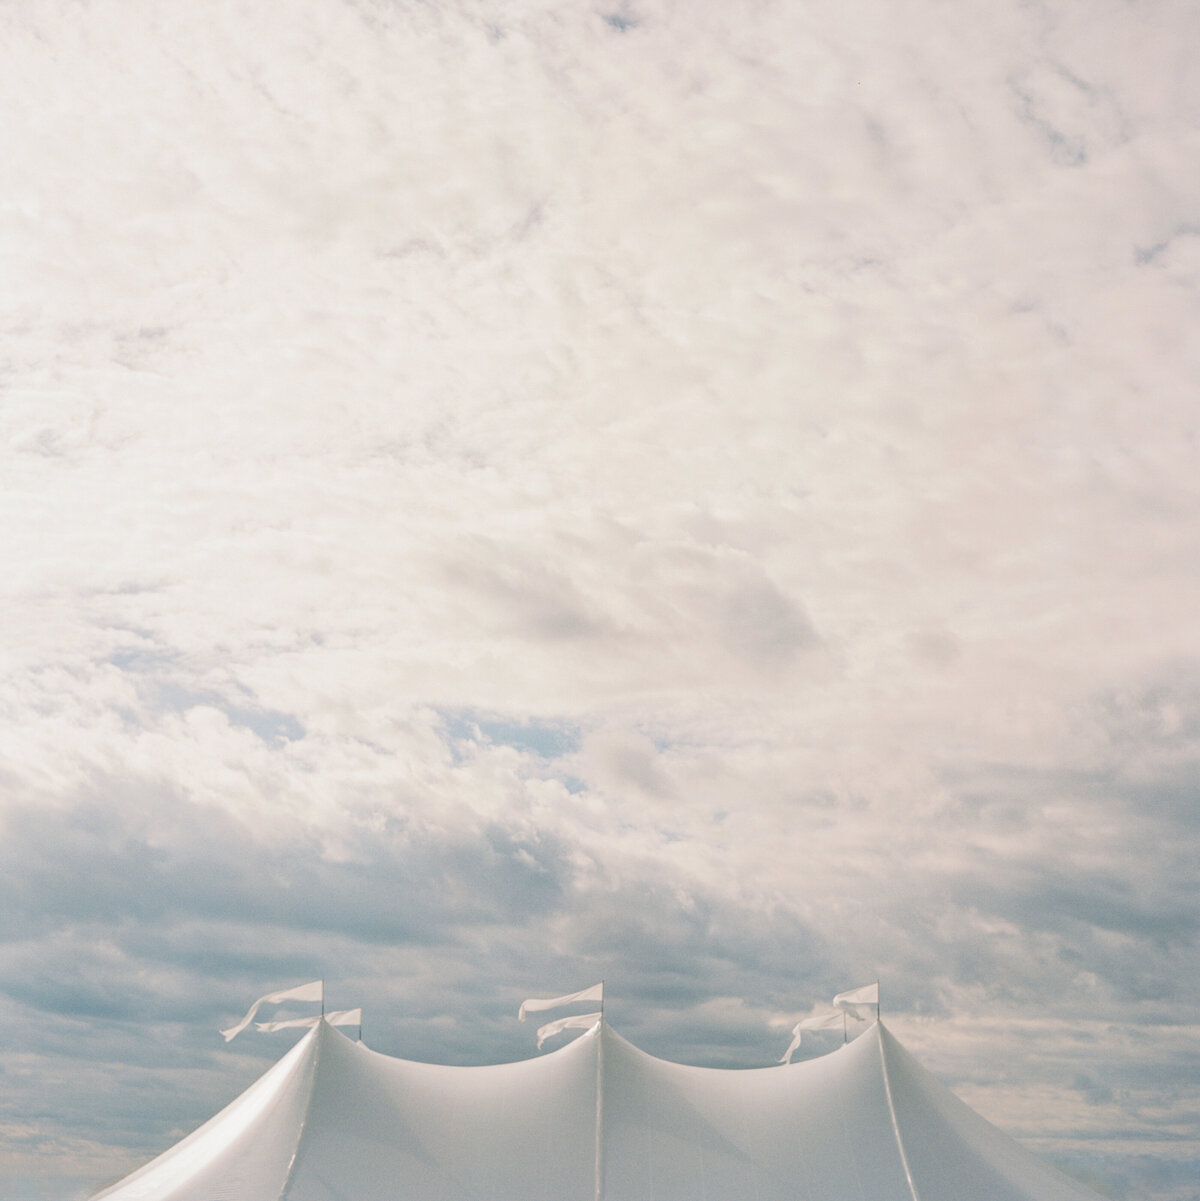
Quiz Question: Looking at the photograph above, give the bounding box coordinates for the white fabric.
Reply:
[833,982,879,1007]
[93,1025,320,1201]
[834,981,879,1020]
[518,982,603,1022]
[255,1009,362,1033]
[779,1010,845,1063]
[535,1011,603,1049]
[255,1016,320,1033]
[93,1019,1106,1201]
[220,980,323,1042]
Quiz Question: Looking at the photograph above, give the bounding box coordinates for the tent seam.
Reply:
[275,1021,323,1201]
[595,1019,605,1201]
[878,1025,922,1201]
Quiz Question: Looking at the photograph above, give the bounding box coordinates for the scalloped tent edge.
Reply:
[92,1018,1102,1201]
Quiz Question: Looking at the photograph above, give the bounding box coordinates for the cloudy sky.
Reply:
[2,0,1199,1198]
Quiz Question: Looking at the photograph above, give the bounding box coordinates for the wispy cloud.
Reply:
[2,0,1199,1198]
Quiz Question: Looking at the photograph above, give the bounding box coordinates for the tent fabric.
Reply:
[92,1018,1102,1201]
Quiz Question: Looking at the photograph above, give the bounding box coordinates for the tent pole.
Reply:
[594,1008,605,1201]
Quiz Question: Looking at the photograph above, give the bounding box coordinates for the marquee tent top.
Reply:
[93,1016,1103,1201]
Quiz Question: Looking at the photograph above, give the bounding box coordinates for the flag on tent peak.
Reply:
[833,982,879,1021]
[256,1008,361,1033]
[536,1011,603,1049]
[518,982,603,1022]
[779,1010,845,1063]
[220,981,324,1042]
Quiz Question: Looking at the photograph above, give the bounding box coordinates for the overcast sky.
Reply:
[2,1,1199,1198]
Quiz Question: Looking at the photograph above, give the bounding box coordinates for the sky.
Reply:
[1,0,1199,1198]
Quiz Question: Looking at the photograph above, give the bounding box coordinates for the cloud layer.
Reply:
[2,1,1199,1198]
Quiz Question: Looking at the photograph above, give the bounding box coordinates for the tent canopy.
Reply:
[93,1017,1101,1201]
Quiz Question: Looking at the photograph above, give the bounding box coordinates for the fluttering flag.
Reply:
[255,1008,362,1033]
[536,1012,603,1049]
[220,980,324,1042]
[518,982,604,1022]
[778,1010,845,1064]
[832,982,879,1021]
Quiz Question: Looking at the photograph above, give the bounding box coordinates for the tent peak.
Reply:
[93,1013,1106,1201]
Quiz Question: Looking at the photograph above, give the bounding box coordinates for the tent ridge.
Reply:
[276,1019,324,1201]
[91,1016,1110,1201]
[878,1023,922,1201]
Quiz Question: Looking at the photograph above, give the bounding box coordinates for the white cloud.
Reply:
[2,0,1200,1198]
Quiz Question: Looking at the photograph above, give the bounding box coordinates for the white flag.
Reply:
[536,1011,602,1049]
[518,982,603,1022]
[779,1010,844,1064]
[832,982,878,1020]
[220,980,324,1042]
[255,1015,320,1033]
[255,1008,362,1033]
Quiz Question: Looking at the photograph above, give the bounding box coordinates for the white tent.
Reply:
[93,1017,1102,1201]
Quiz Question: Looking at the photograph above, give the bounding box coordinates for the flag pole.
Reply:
[877,978,881,1024]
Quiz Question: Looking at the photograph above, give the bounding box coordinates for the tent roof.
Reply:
[93,1018,1102,1201]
